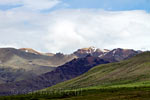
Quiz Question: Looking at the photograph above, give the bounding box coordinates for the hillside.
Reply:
[0,56,109,95]
[44,52,150,91]
[2,51,150,100]
[0,48,75,84]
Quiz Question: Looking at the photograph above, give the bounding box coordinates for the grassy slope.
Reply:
[43,52,150,91]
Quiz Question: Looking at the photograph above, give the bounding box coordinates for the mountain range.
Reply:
[0,48,75,84]
[0,47,140,84]
[74,47,141,62]
[0,47,142,95]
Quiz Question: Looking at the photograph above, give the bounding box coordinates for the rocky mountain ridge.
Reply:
[73,47,141,62]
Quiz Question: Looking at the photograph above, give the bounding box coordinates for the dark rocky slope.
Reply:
[0,56,109,95]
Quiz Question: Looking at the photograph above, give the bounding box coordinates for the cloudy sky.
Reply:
[0,0,150,53]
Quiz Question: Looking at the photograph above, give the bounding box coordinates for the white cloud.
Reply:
[0,0,21,5]
[44,10,150,53]
[0,8,150,53]
[22,0,61,10]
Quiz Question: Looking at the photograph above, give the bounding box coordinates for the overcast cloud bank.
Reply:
[0,0,150,53]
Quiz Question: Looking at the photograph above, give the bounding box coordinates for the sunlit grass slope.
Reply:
[44,52,150,91]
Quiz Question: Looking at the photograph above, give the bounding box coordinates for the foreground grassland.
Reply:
[0,86,150,100]
[59,87,150,100]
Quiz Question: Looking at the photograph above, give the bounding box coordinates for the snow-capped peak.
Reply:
[19,48,40,55]
[25,50,28,53]
[89,46,97,52]
[101,49,110,53]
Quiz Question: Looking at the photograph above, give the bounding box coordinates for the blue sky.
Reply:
[0,0,150,12]
[61,0,150,12]
[0,0,150,53]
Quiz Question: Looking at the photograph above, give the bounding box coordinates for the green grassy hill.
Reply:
[43,52,150,91]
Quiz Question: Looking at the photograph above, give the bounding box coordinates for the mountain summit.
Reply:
[19,48,43,55]
[73,47,140,62]
[74,46,110,58]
